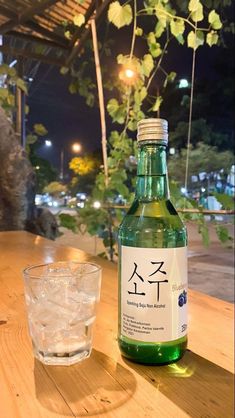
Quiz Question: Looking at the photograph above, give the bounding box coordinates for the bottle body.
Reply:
[118,132,188,365]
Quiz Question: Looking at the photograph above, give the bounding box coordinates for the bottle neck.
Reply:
[136,143,170,201]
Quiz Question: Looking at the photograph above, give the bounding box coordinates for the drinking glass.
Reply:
[23,261,102,366]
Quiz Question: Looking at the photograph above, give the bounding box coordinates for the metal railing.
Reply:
[108,205,235,215]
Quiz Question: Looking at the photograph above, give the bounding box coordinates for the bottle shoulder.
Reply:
[118,199,187,248]
[122,199,184,225]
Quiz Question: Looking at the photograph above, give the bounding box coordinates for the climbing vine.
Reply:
[58,0,233,258]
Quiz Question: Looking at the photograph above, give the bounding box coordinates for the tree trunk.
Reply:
[0,106,35,231]
[0,106,60,239]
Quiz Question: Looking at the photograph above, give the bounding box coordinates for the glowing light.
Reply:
[119,66,138,85]
[9,60,17,68]
[93,201,101,209]
[179,79,189,88]
[45,140,52,147]
[72,143,82,153]
[181,187,187,195]
[35,196,41,205]
[124,68,135,79]
[35,166,40,170]
[167,363,195,377]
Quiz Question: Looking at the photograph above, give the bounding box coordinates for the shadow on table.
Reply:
[34,349,136,416]
[123,349,234,418]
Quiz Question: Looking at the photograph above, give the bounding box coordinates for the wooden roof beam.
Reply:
[65,0,111,67]
[0,0,60,34]
[0,44,65,66]
[69,0,96,48]
[25,21,68,47]
[0,5,15,20]
[6,30,69,50]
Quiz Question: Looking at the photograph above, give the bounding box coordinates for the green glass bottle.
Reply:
[118,118,188,365]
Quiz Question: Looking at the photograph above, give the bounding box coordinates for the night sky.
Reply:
[25,23,231,174]
[27,66,101,172]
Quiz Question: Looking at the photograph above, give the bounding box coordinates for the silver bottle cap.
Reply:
[137,118,168,144]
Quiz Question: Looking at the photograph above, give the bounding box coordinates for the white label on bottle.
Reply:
[121,246,188,342]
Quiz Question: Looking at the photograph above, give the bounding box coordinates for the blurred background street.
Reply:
[55,219,234,303]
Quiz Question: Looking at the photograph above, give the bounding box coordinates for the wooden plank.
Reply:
[22,20,67,46]
[0,4,68,49]
[65,0,112,66]
[0,231,234,418]
[0,0,60,34]
[0,45,65,66]
[0,237,180,417]
[0,4,16,20]
[7,30,68,50]
[69,0,96,47]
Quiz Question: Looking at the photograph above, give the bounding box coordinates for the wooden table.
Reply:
[0,231,234,418]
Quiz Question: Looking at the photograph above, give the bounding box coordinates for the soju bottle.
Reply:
[118,118,188,364]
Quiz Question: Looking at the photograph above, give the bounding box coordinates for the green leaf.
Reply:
[141,54,154,77]
[150,42,162,58]
[134,86,147,104]
[73,13,85,27]
[59,214,78,233]
[16,78,28,94]
[108,1,133,28]
[136,110,145,121]
[213,192,234,210]
[215,225,233,244]
[117,54,139,71]
[64,30,71,39]
[107,98,119,115]
[176,34,185,44]
[86,93,95,107]
[206,31,219,46]
[188,0,204,22]
[60,66,69,75]
[117,53,125,64]
[164,71,177,87]
[140,86,147,100]
[188,0,200,12]
[8,67,17,77]
[7,94,15,107]
[127,119,137,131]
[208,10,222,30]
[155,21,165,38]
[135,27,143,36]
[107,99,126,123]
[147,31,156,45]
[33,123,48,136]
[69,82,77,94]
[61,19,69,27]
[198,223,210,247]
[26,134,38,145]
[168,71,177,82]
[170,19,185,37]
[0,64,9,75]
[147,32,162,57]
[187,30,204,49]
[152,96,163,112]
[0,87,8,99]
[155,4,167,27]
